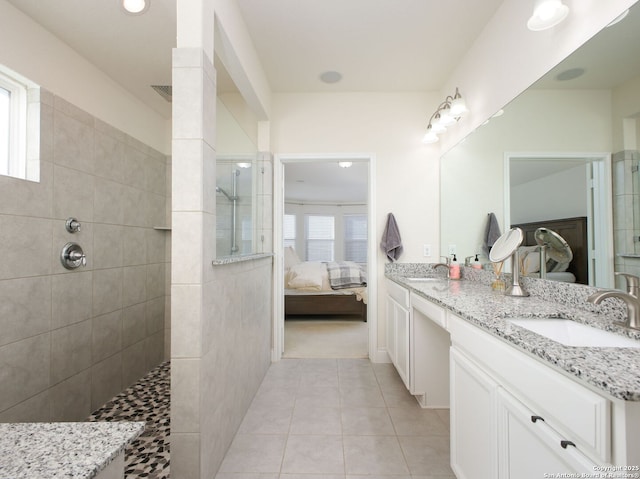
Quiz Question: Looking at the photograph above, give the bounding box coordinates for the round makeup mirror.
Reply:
[534,227,573,279]
[489,227,529,297]
[489,227,524,262]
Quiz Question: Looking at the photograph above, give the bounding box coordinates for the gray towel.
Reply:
[380,213,403,262]
[483,212,501,256]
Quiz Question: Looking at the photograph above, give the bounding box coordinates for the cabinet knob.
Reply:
[560,440,576,449]
[530,415,544,423]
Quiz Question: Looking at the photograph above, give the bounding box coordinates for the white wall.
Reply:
[510,164,588,224]
[0,0,169,153]
[272,91,440,356]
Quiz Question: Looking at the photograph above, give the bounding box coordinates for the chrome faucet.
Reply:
[587,289,640,330]
[434,257,450,278]
[615,272,639,298]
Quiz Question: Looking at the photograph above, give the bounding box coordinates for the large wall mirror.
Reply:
[440,3,640,289]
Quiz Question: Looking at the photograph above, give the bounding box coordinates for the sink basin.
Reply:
[507,318,640,348]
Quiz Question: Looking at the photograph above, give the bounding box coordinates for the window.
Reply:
[344,214,368,263]
[0,66,40,182]
[283,214,296,248]
[305,215,334,261]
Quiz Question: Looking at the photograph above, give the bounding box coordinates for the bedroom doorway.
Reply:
[273,154,376,361]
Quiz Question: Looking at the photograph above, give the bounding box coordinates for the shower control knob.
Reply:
[65,217,82,233]
[61,242,87,269]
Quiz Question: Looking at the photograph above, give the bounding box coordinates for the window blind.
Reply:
[305,215,335,261]
[344,214,368,263]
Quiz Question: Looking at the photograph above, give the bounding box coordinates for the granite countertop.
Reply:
[0,421,144,479]
[386,272,640,401]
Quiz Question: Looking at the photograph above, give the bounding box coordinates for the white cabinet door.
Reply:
[497,388,598,479]
[394,302,410,389]
[450,347,498,479]
[385,293,409,389]
[386,295,397,365]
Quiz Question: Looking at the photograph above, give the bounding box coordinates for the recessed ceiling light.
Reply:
[555,67,585,82]
[122,0,150,15]
[320,71,342,84]
[338,161,352,168]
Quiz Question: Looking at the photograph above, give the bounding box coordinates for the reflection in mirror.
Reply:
[440,3,640,289]
[215,55,259,258]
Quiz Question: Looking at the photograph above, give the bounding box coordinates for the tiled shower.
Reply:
[0,88,171,422]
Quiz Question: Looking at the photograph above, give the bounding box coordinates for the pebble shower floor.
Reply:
[88,361,170,479]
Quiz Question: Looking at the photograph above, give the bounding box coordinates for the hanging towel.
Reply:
[483,212,502,256]
[380,213,403,262]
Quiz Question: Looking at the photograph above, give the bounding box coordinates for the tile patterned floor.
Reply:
[84,358,454,479]
[216,358,455,479]
[88,361,170,479]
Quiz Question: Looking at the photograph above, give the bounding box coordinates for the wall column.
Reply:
[171,0,216,478]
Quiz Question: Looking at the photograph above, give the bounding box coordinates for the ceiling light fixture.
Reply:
[422,88,469,145]
[527,0,569,31]
[338,161,353,168]
[122,0,150,15]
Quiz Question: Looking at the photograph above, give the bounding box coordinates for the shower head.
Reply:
[216,185,235,201]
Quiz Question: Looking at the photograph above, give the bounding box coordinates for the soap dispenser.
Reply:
[449,254,461,280]
[472,254,482,270]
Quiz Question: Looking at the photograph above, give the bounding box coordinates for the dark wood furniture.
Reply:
[512,216,588,285]
[285,292,367,321]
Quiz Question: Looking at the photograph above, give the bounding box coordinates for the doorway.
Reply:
[504,152,614,288]
[273,154,378,361]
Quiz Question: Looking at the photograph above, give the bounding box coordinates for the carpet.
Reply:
[283,319,368,358]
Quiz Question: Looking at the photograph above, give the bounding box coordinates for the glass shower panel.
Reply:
[216,158,255,256]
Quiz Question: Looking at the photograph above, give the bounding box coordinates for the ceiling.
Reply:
[285,162,368,203]
[4,0,505,120]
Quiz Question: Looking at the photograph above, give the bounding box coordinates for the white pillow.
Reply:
[522,251,541,274]
[518,246,540,274]
[287,262,325,290]
[284,246,302,270]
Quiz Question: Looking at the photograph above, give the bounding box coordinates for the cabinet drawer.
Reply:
[449,314,610,463]
[410,293,446,329]
[386,279,409,308]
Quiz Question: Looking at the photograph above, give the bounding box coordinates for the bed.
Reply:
[511,216,588,284]
[284,247,368,321]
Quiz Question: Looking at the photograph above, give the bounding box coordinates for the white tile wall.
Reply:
[0,90,171,422]
[171,46,273,479]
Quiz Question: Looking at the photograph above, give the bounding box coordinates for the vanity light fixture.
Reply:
[422,88,468,144]
[236,162,252,169]
[527,0,569,31]
[338,161,353,168]
[122,0,150,15]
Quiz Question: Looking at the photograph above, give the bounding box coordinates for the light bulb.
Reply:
[422,128,439,144]
[527,0,569,31]
[122,0,149,14]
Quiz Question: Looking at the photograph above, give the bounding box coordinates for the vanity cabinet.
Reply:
[385,279,410,388]
[450,347,497,479]
[497,388,598,478]
[449,313,608,478]
[385,279,449,407]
